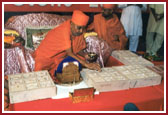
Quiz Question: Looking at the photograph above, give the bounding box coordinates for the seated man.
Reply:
[88,4,128,50]
[34,10,101,81]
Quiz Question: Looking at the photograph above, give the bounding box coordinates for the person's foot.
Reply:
[143,52,148,57]
[144,53,163,61]
[143,53,155,61]
[152,54,163,61]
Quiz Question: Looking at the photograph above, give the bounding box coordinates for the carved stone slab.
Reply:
[111,50,154,67]
[81,65,161,92]
[8,70,56,104]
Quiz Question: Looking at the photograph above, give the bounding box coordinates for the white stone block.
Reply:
[81,65,161,92]
[81,68,130,92]
[8,70,56,104]
[111,50,154,67]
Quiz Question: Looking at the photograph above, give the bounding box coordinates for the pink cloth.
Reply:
[84,36,113,67]
[5,13,71,40]
[4,47,34,76]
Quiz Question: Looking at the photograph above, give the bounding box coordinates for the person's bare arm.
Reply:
[66,48,101,71]
[77,50,88,59]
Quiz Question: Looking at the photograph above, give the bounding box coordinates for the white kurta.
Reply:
[119,4,147,36]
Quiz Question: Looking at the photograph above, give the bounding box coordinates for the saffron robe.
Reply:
[34,20,86,76]
[89,13,128,50]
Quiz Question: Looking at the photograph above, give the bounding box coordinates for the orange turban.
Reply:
[71,10,89,26]
[103,4,117,9]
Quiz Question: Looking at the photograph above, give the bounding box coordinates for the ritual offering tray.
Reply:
[81,65,162,92]
[8,70,56,104]
[111,50,154,67]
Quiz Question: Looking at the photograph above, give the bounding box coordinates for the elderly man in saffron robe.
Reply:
[34,10,101,79]
[88,4,128,50]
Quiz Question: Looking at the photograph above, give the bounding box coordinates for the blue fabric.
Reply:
[124,103,139,111]
[54,56,82,76]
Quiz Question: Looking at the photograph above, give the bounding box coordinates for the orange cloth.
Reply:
[103,4,117,9]
[89,14,128,50]
[34,20,86,76]
[71,10,89,26]
[4,36,15,44]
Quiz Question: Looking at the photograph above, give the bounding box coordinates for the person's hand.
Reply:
[85,63,101,72]
[155,13,164,21]
[154,14,160,22]
[84,54,90,60]
[150,8,164,22]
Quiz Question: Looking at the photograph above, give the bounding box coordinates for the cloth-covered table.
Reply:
[9,56,164,111]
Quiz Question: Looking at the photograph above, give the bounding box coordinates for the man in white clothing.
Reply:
[118,4,147,52]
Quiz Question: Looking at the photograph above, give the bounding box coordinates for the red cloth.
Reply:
[10,80,164,111]
[89,14,128,50]
[34,20,86,76]
[105,56,124,67]
[11,56,164,111]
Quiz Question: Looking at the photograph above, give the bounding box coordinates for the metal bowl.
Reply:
[87,52,98,63]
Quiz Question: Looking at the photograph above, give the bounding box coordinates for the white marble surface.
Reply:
[8,70,56,104]
[52,81,99,99]
[81,65,162,92]
[111,50,154,66]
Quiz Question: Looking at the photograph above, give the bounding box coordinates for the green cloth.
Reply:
[26,28,51,50]
[146,4,164,55]
[147,4,164,36]
[146,32,164,55]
